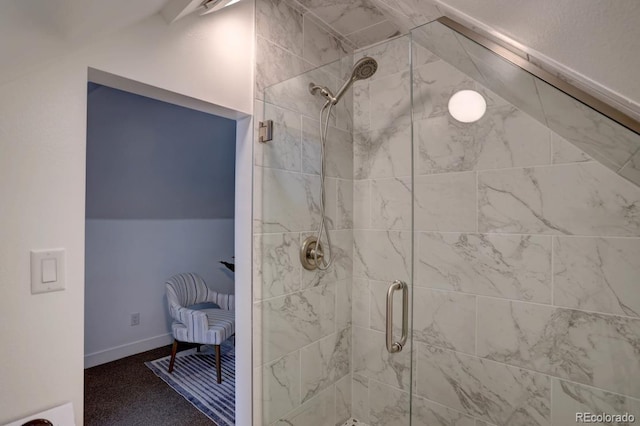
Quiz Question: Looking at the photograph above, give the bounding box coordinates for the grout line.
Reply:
[474,296,479,356]
[549,374,554,423]
[475,171,479,233]
[550,236,555,306]
[415,340,640,404]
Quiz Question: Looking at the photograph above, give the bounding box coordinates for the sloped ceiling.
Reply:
[0,0,170,84]
[291,0,640,120]
[0,0,638,118]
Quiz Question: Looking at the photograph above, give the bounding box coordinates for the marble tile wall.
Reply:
[254,4,640,424]
[350,30,640,426]
[254,0,356,424]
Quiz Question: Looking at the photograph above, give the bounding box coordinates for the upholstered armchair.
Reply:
[165,273,235,383]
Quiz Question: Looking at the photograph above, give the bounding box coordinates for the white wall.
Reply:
[0,1,254,423]
[84,219,235,367]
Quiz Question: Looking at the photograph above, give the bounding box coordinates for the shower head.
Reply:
[332,56,378,105]
[352,57,378,80]
[309,57,378,105]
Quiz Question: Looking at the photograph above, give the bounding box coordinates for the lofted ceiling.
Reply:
[0,0,638,117]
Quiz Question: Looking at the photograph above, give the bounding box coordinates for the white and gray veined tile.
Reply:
[353,180,370,229]
[414,105,551,174]
[412,288,476,354]
[257,36,311,97]
[345,20,401,49]
[476,298,640,398]
[351,373,370,423]
[264,62,339,120]
[552,378,640,426]
[474,421,496,426]
[387,0,441,29]
[257,282,336,363]
[620,149,640,188]
[535,79,640,169]
[369,70,411,131]
[301,328,351,403]
[414,172,476,232]
[302,115,353,179]
[336,278,352,331]
[554,236,640,317]
[272,384,336,426]
[254,233,301,301]
[355,35,410,81]
[368,0,439,33]
[353,230,411,282]
[352,80,370,133]
[335,374,352,425]
[370,177,411,230]
[478,162,640,236]
[459,35,547,126]
[551,132,591,164]
[262,351,301,424]
[352,278,370,328]
[303,14,349,68]
[410,22,484,85]
[295,0,386,36]
[417,233,552,303]
[412,59,475,121]
[253,166,321,233]
[352,326,412,391]
[412,394,475,426]
[368,380,410,426]
[355,125,412,179]
[361,173,484,234]
[336,179,353,229]
[257,102,303,172]
[415,344,551,425]
[257,0,304,57]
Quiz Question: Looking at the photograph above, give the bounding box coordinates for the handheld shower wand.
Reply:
[302,57,378,271]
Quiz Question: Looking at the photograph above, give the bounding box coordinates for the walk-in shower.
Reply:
[255,16,640,426]
[300,57,378,272]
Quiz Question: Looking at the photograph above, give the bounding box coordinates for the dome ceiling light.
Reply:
[448,90,487,123]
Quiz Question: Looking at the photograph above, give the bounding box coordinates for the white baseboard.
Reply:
[84,333,173,369]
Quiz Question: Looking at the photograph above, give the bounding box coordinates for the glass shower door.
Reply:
[253,36,416,425]
[409,18,640,426]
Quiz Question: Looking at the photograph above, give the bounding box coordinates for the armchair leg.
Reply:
[168,340,179,373]
[215,344,222,384]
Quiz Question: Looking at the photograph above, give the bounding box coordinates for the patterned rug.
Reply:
[145,342,235,425]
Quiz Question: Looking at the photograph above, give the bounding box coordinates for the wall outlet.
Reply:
[131,313,140,326]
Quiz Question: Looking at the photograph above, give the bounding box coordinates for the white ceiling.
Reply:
[0,0,638,114]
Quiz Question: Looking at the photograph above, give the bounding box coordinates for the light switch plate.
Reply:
[30,249,66,294]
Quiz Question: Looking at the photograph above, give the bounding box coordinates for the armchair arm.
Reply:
[207,291,235,310]
[169,304,209,342]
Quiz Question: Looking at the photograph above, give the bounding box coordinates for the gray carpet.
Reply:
[84,344,215,425]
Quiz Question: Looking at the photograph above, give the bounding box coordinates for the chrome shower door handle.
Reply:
[386,280,408,353]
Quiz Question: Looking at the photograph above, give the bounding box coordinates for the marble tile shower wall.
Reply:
[253,1,356,424]
[351,35,640,426]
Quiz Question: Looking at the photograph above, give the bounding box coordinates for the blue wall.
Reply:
[84,84,237,365]
[86,84,236,219]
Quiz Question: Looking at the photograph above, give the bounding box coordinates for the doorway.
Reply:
[85,69,252,422]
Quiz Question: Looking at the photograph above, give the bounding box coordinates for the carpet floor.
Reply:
[84,344,215,425]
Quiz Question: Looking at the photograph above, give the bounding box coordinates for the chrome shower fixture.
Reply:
[308,56,378,105]
[302,56,378,271]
